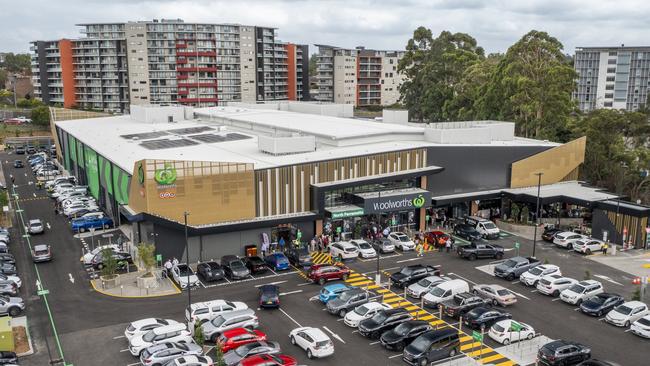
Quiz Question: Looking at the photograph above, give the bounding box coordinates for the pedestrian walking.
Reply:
[261,240,269,257]
[278,237,286,252]
[445,238,452,253]
[163,259,173,278]
[602,242,609,255]
[310,237,317,252]
[172,257,179,267]
[9,174,14,185]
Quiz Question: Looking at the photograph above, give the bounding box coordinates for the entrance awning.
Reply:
[502,181,620,207]
[354,187,432,214]
[431,189,504,206]
[325,205,365,219]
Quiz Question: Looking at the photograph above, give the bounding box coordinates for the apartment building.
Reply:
[30,19,309,113]
[574,46,650,112]
[314,45,404,107]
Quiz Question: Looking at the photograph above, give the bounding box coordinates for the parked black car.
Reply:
[538,340,591,366]
[442,293,491,319]
[457,241,504,261]
[90,251,132,270]
[542,228,563,242]
[0,351,17,364]
[242,256,268,274]
[453,224,482,241]
[258,284,280,308]
[402,328,460,366]
[196,261,225,282]
[285,247,312,268]
[579,293,625,317]
[12,160,23,168]
[390,265,441,288]
[15,147,25,155]
[463,306,511,331]
[358,308,412,339]
[220,255,251,280]
[380,320,432,351]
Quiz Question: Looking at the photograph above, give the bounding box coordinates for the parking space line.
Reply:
[510,291,530,300]
[323,326,346,344]
[369,341,380,345]
[113,335,125,339]
[446,272,477,285]
[552,298,562,302]
[279,290,303,296]
[255,280,288,288]
[119,349,129,353]
[268,268,278,276]
[279,308,302,327]
[126,362,141,366]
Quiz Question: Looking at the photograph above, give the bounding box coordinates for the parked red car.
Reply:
[238,354,297,366]
[217,327,267,353]
[307,263,350,285]
[424,231,454,248]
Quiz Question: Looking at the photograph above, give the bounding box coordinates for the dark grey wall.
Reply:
[426,145,551,196]
[36,41,50,104]
[299,44,310,101]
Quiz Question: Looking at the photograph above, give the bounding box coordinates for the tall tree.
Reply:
[1,53,31,74]
[398,28,485,122]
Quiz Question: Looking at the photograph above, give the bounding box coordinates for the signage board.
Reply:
[511,321,523,332]
[362,191,432,214]
[331,208,364,220]
[472,330,483,342]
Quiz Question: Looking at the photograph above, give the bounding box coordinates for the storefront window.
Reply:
[323,178,418,208]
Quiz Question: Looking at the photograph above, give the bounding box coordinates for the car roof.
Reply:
[622,301,646,307]
[578,280,600,286]
[420,328,457,340]
[29,219,41,223]
[301,327,329,341]
[544,340,578,350]
[190,299,230,309]
[483,284,507,290]
[151,323,187,334]
[324,283,348,290]
[259,285,279,293]
[33,244,49,251]
[337,241,356,248]
[384,307,408,315]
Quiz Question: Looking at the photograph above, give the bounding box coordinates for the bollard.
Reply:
[120,285,123,296]
[420,297,424,312]
[403,286,407,300]
[458,316,462,331]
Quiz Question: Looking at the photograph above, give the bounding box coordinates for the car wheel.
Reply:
[597,310,603,317]
[506,273,515,281]
[553,290,560,297]
[396,341,405,351]
[503,338,510,345]
[103,224,109,229]
[342,274,349,281]
[492,299,498,306]
[585,249,592,255]
[625,321,630,327]
[79,227,85,233]
[495,253,503,260]
[307,349,313,359]
[290,336,296,345]
[8,307,20,317]
[318,278,326,286]
[567,243,573,250]
[449,347,458,357]
[576,299,582,306]
[339,309,347,317]
[419,358,428,366]
[371,331,379,339]
[480,324,486,332]
[527,333,534,340]
[97,263,104,270]
[473,289,479,295]
[469,254,477,261]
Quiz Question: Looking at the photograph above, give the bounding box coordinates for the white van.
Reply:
[466,216,500,239]
[422,279,470,308]
[185,299,248,328]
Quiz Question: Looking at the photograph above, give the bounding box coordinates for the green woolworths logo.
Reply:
[412,195,426,208]
[154,163,177,185]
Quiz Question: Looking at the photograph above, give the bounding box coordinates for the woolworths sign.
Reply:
[363,191,432,214]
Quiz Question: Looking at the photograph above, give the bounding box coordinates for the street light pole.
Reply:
[532,172,543,258]
[184,211,190,307]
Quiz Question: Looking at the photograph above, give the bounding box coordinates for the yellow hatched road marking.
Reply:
[479,354,507,364]
[365,285,379,290]
[383,297,404,304]
[459,335,472,342]
[494,361,516,366]
[376,289,390,294]
[466,348,495,357]
[405,305,419,311]
[394,301,412,307]
[460,342,483,351]
[429,319,445,326]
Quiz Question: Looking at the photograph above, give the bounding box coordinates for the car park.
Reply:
[258,285,280,309]
[579,293,625,317]
[463,307,512,331]
[200,309,259,342]
[349,239,377,258]
[264,253,290,271]
[390,264,441,288]
[242,256,268,274]
[452,224,482,241]
[519,264,561,286]
[605,301,649,327]
[488,319,535,345]
[12,160,23,168]
[284,247,312,268]
[139,341,202,366]
[238,354,297,366]
[494,256,541,280]
[380,320,433,351]
[442,292,490,319]
[560,280,604,305]
[217,328,267,353]
[472,284,517,306]
[328,241,359,260]
[319,283,350,303]
[406,275,450,299]
[0,295,24,316]
[221,255,251,280]
[371,238,395,253]
[630,315,650,338]
[222,341,281,365]
[537,340,591,366]
[125,318,180,340]
[553,232,588,250]
[31,244,52,262]
[326,287,371,317]
[537,275,579,297]
[289,326,334,359]
[161,355,213,366]
[343,302,392,327]
[573,239,605,255]
[185,300,249,328]
[171,264,200,289]
[27,219,44,234]
[402,328,460,366]
[387,232,415,251]
[358,307,412,339]
[196,261,225,282]
[423,279,470,308]
[457,241,504,260]
[307,263,350,285]
[71,215,113,232]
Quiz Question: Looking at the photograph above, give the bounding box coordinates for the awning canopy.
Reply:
[431,188,504,206]
[502,181,620,207]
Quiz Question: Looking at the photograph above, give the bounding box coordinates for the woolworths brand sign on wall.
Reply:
[363,191,432,214]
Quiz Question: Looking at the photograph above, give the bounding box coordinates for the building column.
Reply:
[471,200,479,216]
[315,219,323,236]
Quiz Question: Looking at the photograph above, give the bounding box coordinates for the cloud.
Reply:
[2,0,650,55]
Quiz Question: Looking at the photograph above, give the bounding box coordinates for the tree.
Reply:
[136,243,156,276]
[398,28,485,122]
[1,53,31,74]
[308,54,317,78]
[16,98,43,108]
[193,323,205,346]
[31,106,50,126]
[452,53,502,121]
[100,247,118,278]
[214,344,227,366]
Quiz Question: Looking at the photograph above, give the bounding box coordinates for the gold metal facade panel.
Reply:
[510,137,586,188]
[128,159,256,226]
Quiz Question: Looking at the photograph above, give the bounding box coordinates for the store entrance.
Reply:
[323,210,418,242]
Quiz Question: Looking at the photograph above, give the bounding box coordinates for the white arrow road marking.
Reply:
[594,274,624,286]
[336,318,345,322]
[323,326,345,344]
[279,308,302,327]
[23,173,27,177]
[32,193,36,197]
[279,290,303,296]
[255,280,288,288]
[46,223,51,230]
[68,273,75,284]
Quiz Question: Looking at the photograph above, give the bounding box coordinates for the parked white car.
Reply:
[289,327,334,359]
[630,315,650,338]
[519,265,561,286]
[573,239,605,254]
[536,275,578,297]
[488,319,536,345]
[560,280,604,305]
[344,302,392,327]
[387,232,415,251]
[161,355,213,366]
[349,239,377,258]
[553,232,587,249]
[171,264,200,289]
[406,276,450,299]
[185,299,248,328]
[128,323,192,356]
[124,318,179,340]
[605,301,650,327]
[329,242,359,260]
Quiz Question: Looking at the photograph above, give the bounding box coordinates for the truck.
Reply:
[442,293,491,319]
[457,241,504,261]
[465,216,500,239]
[493,256,541,281]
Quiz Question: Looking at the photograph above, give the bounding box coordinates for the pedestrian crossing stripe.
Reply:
[429,319,445,326]
[405,305,419,311]
[376,288,390,294]
[410,310,428,316]
[459,335,472,342]
[383,297,404,304]
[365,285,379,290]
[466,347,493,357]
[347,279,373,287]
[310,252,332,264]
[479,354,505,364]
[460,342,482,351]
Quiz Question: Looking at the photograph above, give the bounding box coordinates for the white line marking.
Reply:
[279,308,302,327]
[113,335,126,339]
[323,326,345,344]
[126,362,141,366]
[279,290,303,296]
[446,272,477,285]
[383,267,400,272]
[369,341,380,345]
[351,330,359,334]
[593,274,624,286]
[309,295,319,302]
[489,259,506,264]
[510,291,531,300]
[119,349,129,353]
[32,193,36,197]
[389,354,402,359]
[297,282,312,287]
[574,308,581,311]
[46,222,51,230]
[552,298,562,302]
[624,329,632,332]
[396,257,421,263]
[511,281,520,285]
[255,280,288,288]
[530,290,537,293]
[336,318,345,322]
[268,268,278,276]
[598,318,606,321]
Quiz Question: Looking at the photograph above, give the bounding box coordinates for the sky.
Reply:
[2,0,650,55]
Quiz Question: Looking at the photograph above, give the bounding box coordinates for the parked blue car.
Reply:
[71,216,113,233]
[264,253,290,271]
[319,283,351,303]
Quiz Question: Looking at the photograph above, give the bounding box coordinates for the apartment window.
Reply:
[131,88,139,92]
[608,59,616,64]
[606,76,615,82]
[140,81,146,84]
[389,59,394,64]
[605,85,614,90]
[608,51,617,56]
[605,93,613,98]
[604,101,613,107]
[607,67,616,73]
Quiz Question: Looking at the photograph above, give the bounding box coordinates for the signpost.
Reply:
[514,242,520,256]
[511,321,523,346]
[472,330,484,359]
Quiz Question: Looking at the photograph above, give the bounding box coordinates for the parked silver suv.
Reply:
[200,309,258,342]
[0,295,24,316]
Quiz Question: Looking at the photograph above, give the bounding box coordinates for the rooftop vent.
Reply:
[258,134,316,156]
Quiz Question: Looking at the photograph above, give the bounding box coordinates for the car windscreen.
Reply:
[589,296,607,305]
[358,242,371,249]
[316,340,330,347]
[29,222,41,227]
[142,330,156,342]
[178,266,193,276]
[484,222,497,229]
[211,315,226,326]
[417,278,431,287]
[615,305,633,315]
[355,305,369,315]
[35,248,49,255]
[567,284,585,293]
[528,267,543,276]
[399,267,415,275]
[429,286,446,298]
[492,323,505,333]
[637,317,650,326]
[502,259,518,268]
[398,236,410,242]
[235,343,257,356]
[370,312,388,323]
[230,260,246,269]
[392,322,411,336]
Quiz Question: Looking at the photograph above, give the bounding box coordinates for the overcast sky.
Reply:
[3,0,650,55]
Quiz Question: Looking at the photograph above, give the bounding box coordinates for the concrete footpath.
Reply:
[91,271,180,298]
[587,249,650,278]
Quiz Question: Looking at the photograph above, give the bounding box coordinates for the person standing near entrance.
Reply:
[445,238,452,253]
[261,240,269,257]
[602,241,609,255]
[172,257,179,267]
[163,259,173,278]
[278,237,286,252]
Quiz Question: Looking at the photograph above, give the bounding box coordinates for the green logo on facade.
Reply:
[154,163,177,185]
[412,194,426,208]
[137,163,145,185]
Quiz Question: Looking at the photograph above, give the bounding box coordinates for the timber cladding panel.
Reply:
[128,159,256,226]
[510,137,586,188]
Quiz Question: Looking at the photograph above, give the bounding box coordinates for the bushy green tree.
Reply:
[100,247,118,277]
[31,106,50,126]
[193,323,205,346]
[136,243,156,276]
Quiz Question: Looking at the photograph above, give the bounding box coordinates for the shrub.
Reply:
[193,323,205,346]
[100,247,118,277]
[632,287,641,301]
[521,206,530,223]
[510,203,520,223]
[136,243,156,276]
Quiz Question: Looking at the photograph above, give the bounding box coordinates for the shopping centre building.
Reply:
[52,103,650,261]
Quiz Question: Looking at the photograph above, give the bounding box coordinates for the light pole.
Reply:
[532,172,543,258]
[184,211,191,307]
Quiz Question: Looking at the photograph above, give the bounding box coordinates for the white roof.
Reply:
[504,181,619,202]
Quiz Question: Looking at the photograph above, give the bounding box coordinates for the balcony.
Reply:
[178,82,218,88]
[177,51,217,57]
[177,97,218,103]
